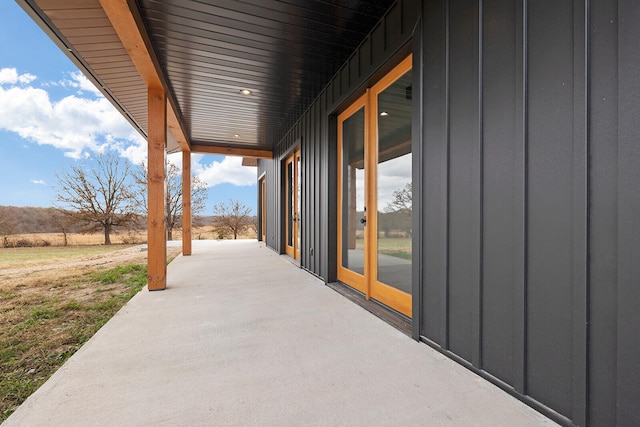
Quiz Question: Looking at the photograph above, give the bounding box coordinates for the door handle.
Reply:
[360,216,367,225]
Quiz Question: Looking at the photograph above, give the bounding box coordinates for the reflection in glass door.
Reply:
[337,56,412,317]
[337,94,367,294]
[285,149,301,260]
[260,177,267,242]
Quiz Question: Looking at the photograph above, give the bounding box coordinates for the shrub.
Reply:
[14,239,35,248]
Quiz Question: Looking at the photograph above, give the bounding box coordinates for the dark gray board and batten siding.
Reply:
[260,1,640,426]
[258,0,419,281]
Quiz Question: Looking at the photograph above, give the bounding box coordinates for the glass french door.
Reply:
[337,56,413,317]
[285,149,301,259]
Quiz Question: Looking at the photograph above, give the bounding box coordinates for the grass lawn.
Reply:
[0,245,180,421]
[377,237,411,259]
[0,245,136,269]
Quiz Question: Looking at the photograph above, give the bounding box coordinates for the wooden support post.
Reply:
[182,150,192,256]
[147,87,166,290]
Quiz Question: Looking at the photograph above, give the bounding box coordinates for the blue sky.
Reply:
[0,1,257,215]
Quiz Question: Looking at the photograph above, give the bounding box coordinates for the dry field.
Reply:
[6,225,257,248]
[0,243,181,421]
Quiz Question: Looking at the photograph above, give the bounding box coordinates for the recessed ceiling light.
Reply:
[240,89,252,96]
[234,134,240,138]
[380,111,389,116]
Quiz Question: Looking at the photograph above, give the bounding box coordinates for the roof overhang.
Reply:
[17,0,395,157]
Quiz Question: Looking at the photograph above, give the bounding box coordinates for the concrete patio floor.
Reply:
[5,240,558,426]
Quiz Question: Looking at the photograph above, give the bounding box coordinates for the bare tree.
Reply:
[385,182,412,213]
[51,209,75,246]
[132,159,208,240]
[0,206,18,248]
[212,199,253,240]
[384,182,412,237]
[54,152,136,245]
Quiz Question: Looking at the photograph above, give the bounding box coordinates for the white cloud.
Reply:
[0,76,146,161]
[194,156,256,188]
[167,152,183,169]
[68,71,103,97]
[353,153,412,210]
[377,154,412,209]
[0,67,36,85]
[0,68,257,186]
[117,136,147,165]
[31,179,46,185]
[0,68,17,84]
[19,73,37,85]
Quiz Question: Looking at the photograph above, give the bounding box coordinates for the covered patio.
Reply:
[5,240,555,426]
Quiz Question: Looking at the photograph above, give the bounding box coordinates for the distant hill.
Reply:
[0,205,219,234]
[0,206,75,234]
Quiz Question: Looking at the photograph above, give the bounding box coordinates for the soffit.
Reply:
[20,0,396,153]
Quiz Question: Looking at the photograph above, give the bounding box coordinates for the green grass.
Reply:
[377,237,411,260]
[377,237,411,250]
[0,292,18,299]
[379,250,412,260]
[0,245,135,269]
[0,262,149,422]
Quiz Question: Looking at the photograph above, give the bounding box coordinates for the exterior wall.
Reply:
[259,1,640,426]
[259,0,419,281]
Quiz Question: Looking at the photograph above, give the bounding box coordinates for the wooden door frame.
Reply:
[337,92,369,294]
[336,55,413,317]
[368,55,413,317]
[284,147,301,259]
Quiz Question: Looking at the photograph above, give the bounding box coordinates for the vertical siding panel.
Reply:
[350,55,359,89]
[372,22,385,64]
[341,66,349,98]
[360,36,372,78]
[320,92,330,280]
[306,110,312,270]
[327,103,338,283]
[411,19,424,340]
[526,0,576,417]
[386,2,402,47]
[472,0,484,370]
[421,0,448,345]
[571,1,588,425]
[308,112,312,269]
[588,0,619,423]
[301,114,307,268]
[447,0,480,362]
[480,0,520,387]
[314,101,321,275]
[616,1,640,425]
[277,139,284,252]
[514,0,527,396]
[403,0,420,35]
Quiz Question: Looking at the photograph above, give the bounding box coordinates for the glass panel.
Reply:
[287,160,293,247]
[377,70,412,294]
[296,154,301,252]
[341,107,365,274]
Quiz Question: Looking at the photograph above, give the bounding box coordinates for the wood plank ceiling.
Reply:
[19,0,395,155]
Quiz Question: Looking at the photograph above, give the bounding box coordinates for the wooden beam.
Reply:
[182,150,192,256]
[191,144,272,159]
[241,157,258,167]
[98,0,160,89]
[147,87,166,291]
[99,0,189,150]
[168,102,190,152]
